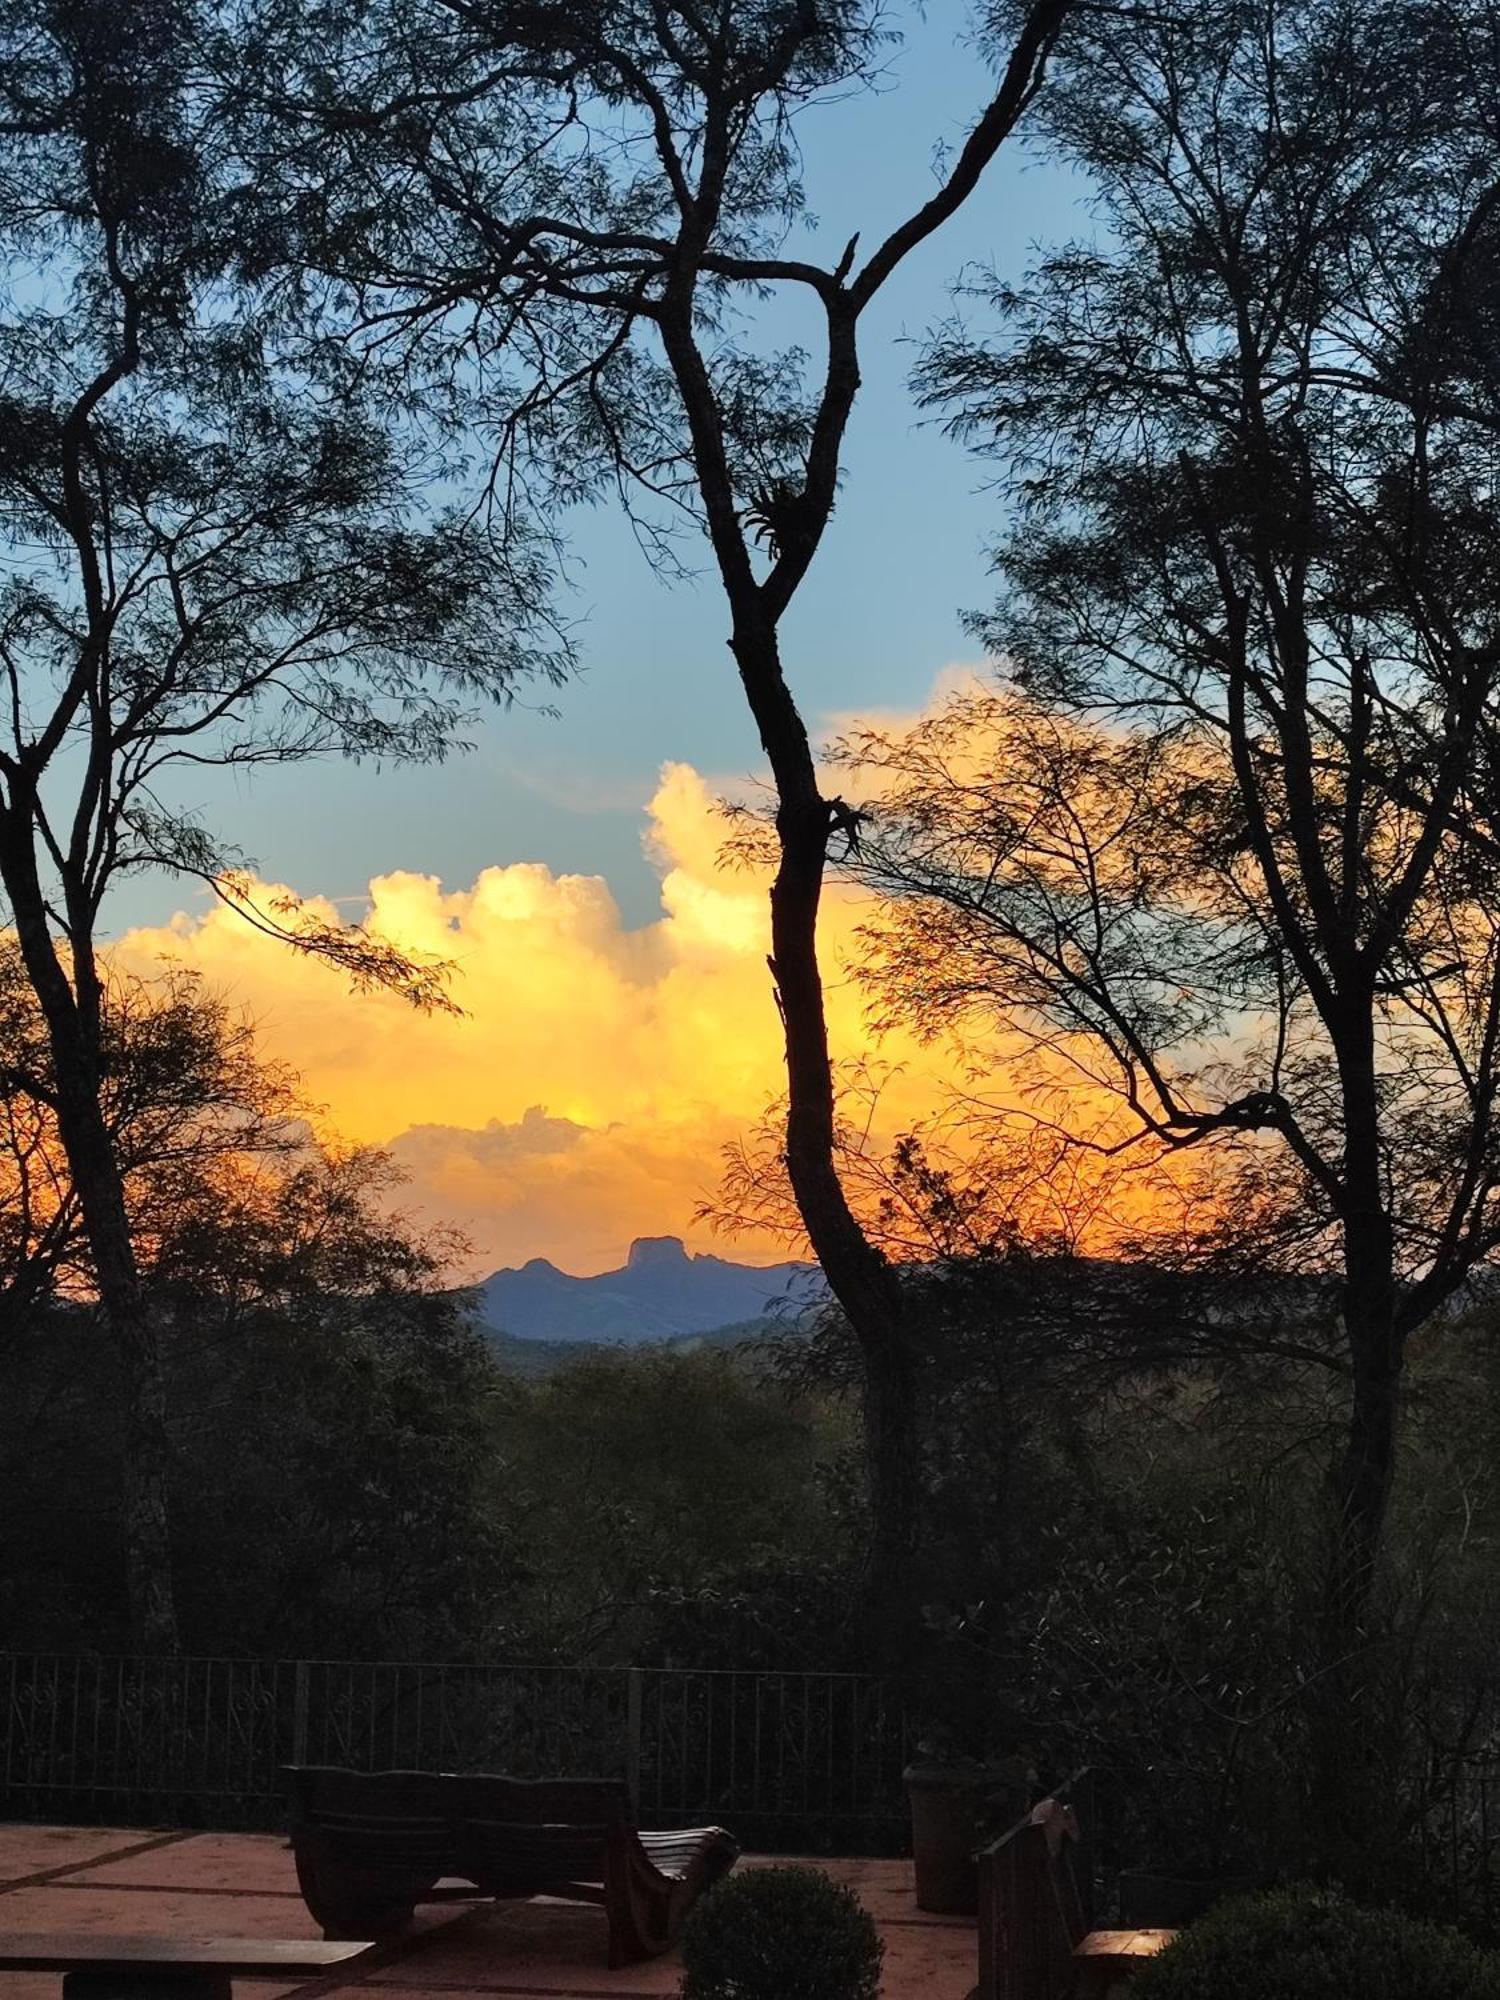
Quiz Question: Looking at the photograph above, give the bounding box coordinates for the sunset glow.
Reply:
[113,760,975,1276]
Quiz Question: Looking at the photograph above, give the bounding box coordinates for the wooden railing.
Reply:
[975,1768,1096,2000]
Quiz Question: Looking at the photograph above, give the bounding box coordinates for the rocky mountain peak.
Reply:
[625,1235,691,1270]
[477,1235,822,1344]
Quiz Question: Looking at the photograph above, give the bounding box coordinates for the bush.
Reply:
[1133,1884,1500,2000]
[679,1864,884,2000]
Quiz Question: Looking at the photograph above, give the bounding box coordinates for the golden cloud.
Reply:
[113,761,965,1276]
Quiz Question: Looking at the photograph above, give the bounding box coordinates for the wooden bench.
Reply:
[0,1933,374,2000]
[976,1776,1178,1999]
[284,1765,739,1968]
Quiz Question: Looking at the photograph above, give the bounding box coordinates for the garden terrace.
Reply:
[0,1826,977,2000]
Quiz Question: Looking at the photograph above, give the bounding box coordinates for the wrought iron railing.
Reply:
[0,1654,917,1853]
[13,1653,1500,1925]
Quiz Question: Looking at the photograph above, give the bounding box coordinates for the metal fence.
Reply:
[0,1654,917,1853]
[13,1654,1500,1927]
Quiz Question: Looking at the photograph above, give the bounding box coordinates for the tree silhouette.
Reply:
[0,949,304,1326]
[0,0,562,1646]
[852,0,1500,1691]
[237,0,1076,1624]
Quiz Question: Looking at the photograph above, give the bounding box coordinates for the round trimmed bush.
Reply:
[679,1863,884,2000]
[1133,1883,1500,2000]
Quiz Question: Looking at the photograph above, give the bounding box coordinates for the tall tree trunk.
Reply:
[1327,1019,1402,1649]
[1311,1250,1402,1871]
[655,281,922,1626]
[0,818,179,1653]
[1312,1031,1403,1864]
[730,622,921,1619]
[1327,1252,1402,1651]
[58,1081,180,1656]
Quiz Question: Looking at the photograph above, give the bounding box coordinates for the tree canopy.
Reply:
[842,0,1500,1703]
[0,0,566,1646]
[229,0,1077,1630]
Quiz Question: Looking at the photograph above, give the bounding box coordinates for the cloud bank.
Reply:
[115,762,957,1276]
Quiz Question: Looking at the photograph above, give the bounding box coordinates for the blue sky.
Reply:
[113,12,1092,936]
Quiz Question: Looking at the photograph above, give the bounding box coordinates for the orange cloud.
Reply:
[113,761,967,1277]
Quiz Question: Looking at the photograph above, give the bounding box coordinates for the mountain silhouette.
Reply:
[475,1235,824,1344]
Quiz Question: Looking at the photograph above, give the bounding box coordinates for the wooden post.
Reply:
[291,1662,310,1770]
[626,1670,643,1819]
[1062,1767,1097,1928]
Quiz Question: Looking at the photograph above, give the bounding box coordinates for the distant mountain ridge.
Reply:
[474,1234,824,1345]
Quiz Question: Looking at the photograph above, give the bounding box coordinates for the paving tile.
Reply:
[0,1884,324,1938]
[0,1827,154,1887]
[71,1833,304,1896]
[0,1984,305,2000]
[875,1907,979,2000]
[0,1980,280,2000]
[0,1979,303,2000]
[742,1854,970,1928]
[360,1905,678,1996]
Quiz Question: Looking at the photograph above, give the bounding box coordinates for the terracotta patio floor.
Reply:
[0,1826,978,2000]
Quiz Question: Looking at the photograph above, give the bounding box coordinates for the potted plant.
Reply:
[904,1730,1034,1915]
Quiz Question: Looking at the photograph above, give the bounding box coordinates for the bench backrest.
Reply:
[285,1767,454,1874]
[285,1766,633,1890]
[458,1774,633,1888]
[976,1772,1094,2000]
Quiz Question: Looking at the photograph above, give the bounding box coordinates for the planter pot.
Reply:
[904,1762,1028,1916]
[1116,1869,1260,1928]
[905,1762,982,1915]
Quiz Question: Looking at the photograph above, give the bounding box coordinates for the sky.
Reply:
[107,14,1098,1276]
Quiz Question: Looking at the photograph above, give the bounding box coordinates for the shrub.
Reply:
[679,1864,884,2000]
[1133,1883,1500,2000]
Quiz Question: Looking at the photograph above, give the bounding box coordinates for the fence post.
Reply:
[1066,1766,1096,1930]
[626,1668,643,1818]
[291,1661,310,1769]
